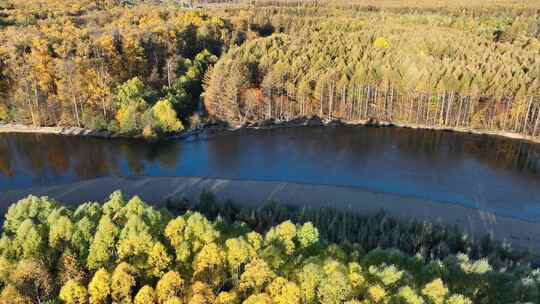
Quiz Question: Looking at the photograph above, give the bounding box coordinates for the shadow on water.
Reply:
[1,126,539,221]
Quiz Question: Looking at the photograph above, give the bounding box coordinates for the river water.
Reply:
[1,126,539,221]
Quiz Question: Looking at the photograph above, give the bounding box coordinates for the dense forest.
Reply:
[0,0,256,136]
[2,0,540,139]
[1,192,540,304]
[2,2,540,303]
[204,5,540,138]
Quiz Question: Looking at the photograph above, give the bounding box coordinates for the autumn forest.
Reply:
[2,192,540,304]
[2,0,540,303]
[1,0,540,139]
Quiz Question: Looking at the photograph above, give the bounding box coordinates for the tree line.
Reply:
[1,192,539,303]
[179,191,531,270]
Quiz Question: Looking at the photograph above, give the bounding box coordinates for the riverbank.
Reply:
[0,123,112,138]
[2,116,540,144]
[1,176,539,256]
[240,116,540,145]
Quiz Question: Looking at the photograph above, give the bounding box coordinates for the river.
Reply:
[1,126,540,222]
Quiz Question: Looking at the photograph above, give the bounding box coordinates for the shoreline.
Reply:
[1,176,540,256]
[1,117,540,144]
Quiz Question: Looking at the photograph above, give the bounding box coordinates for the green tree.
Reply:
[71,216,97,260]
[317,260,352,304]
[397,286,425,304]
[164,213,219,264]
[116,215,154,270]
[49,215,73,249]
[368,264,404,287]
[87,215,119,270]
[102,191,126,217]
[115,77,148,108]
[13,219,45,259]
[297,222,319,250]
[3,195,56,234]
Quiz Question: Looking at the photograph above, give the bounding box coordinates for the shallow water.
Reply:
[1,126,539,221]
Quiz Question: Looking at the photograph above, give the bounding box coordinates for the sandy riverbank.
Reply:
[1,176,539,254]
[0,124,112,138]
[2,117,540,144]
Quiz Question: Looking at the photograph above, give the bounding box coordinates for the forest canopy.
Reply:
[1,192,540,303]
[0,1,251,135]
[2,0,540,138]
[204,9,540,138]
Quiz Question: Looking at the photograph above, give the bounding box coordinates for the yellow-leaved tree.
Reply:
[422,278,448,304]
[88,268,110,304]
[153,98,183,134]
[59,280,88,304]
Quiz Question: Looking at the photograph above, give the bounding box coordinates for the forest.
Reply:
[1,0,540,138]
[204,5,540,138]
[0,0,255,137]
[1,192,540,304]
[180,191,531,270]
[2,2,540,303]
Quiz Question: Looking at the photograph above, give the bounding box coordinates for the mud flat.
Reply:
[1,176,539,255]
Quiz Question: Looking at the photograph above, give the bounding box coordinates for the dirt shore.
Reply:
[0,124,112,138]
[1,176,539,255]
[2,118,540,144]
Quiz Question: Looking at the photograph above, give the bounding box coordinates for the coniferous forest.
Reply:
[203,2,540,138]
[1,192,540,304]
